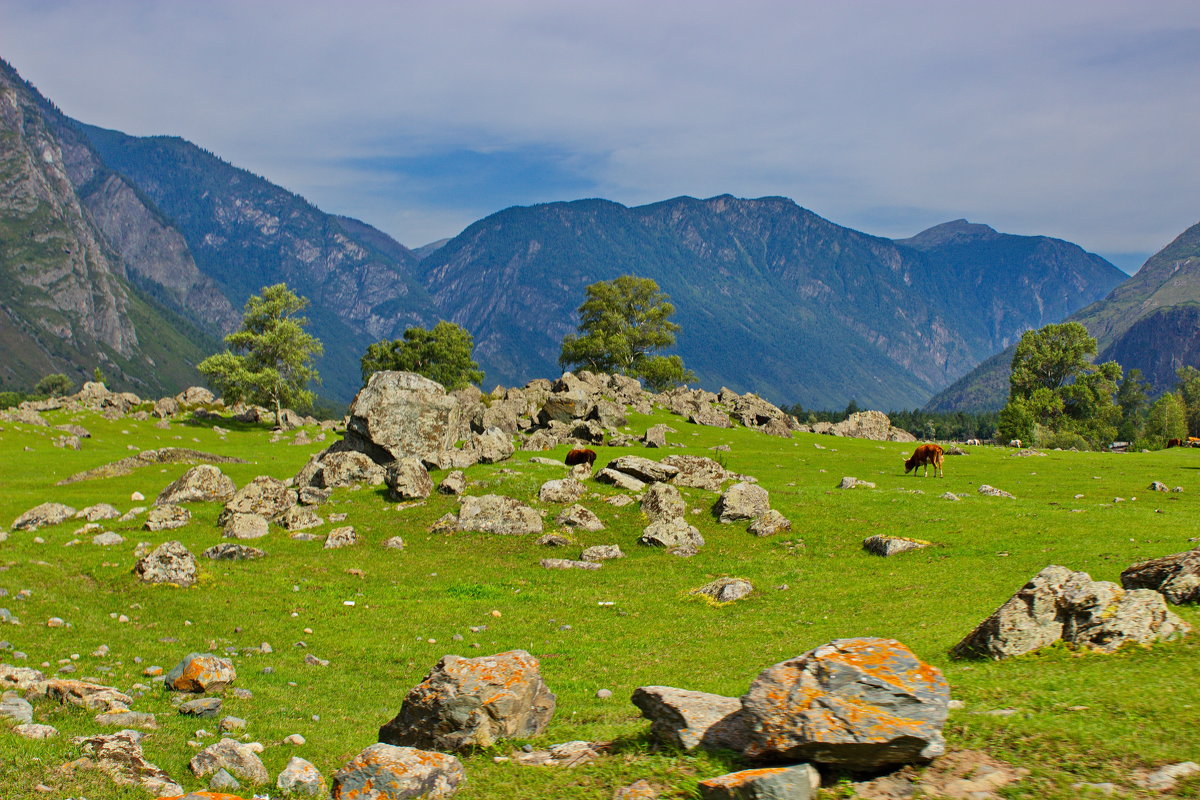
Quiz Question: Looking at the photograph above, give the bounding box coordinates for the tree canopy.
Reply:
[35,373,73,397]
[559,275,695,392]
[198,283,323,420]
[361,321,484,390]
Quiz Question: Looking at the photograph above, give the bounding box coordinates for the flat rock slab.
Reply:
[331,742,464,799]
[741,637,949,770]
[541,558,602,570]
[203,543,266,561]
[456,495,543,535]
[863,535,933,557]
[698,765,820,800]
[632,686,748,752]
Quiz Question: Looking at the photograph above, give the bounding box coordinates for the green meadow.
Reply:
[0,406,1197,799]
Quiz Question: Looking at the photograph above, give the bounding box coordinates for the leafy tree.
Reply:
[1175,366,1200,436]
[1115,368,1149,442]
[559,275,695,391]
[999,322,1121,449]
[35,373,73,397]
[996,396,1035,444]
[92,366,105,384]
[198,283,323,421]
[843,399,860,419]
[361,321,484,390]
[1144,392,1187,447]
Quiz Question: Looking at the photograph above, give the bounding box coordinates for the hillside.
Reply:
[0,58,212,395]
[926,220,1200,411]
[422,197,1124,409]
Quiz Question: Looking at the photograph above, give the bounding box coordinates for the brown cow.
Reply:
[565,447,598,468]
[1167,438,1183,448]
[904,443,944,477]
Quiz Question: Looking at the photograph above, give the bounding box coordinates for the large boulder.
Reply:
[631,686,749,752]
[156,465,236,505]
[462,427,515,464]
[219,476,296,521]
[133,541,197,587]
[455,495,543,535]
[342,371,463,464]
[607,455,680,484]
[690,404,733,428]
[144,504,191,532]
[277,755,326,797]
[556,504,605,532]
[11,502,76,531]
[831,410,916,442]
[165,653,237,693]
[296,448,387,488]
[190,737,269,785]
[641,482,685,522]
[639,517,705,550]
[1121,549,1200,604]
[538,478,587,505]
[952,565,1190,659]
[661,455,729,491]
[537,390,595,425]
[332,743,464,799]
[595,468,647,492]
[379,650,556,751]
[387,458,434,501]
[699,765,820,800]
[715,482,769,523]
[741,637,949,770]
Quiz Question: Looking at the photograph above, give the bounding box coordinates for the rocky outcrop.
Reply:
[953,565,1190,659]
[741,637,949,770]
[632,687,749,752]
[70,729,182,796]
[331,743,465,799]
[379,650,556,751]
[455,495,543,535]
[715,482,769,523]
[341,371,463,464]
[155,465,236,505]
[11,502,76,531]
[133,541,197,587]
[1121,549,1200,604]
[296,449,387,489]
[827,410,916,442]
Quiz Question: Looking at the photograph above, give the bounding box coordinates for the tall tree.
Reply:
[198,283,323,421]
[1115,368,1149,443]
[1175,366,1200,437]
[559,275,695,391]
[1145,392,1187,447]
[35,373,73,397]
[361,321,484,390]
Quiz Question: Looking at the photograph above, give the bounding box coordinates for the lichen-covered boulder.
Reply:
[165,653,236,693]
[952,565,1190,659]
[342,371,463,464]
[331,743,464,799]
[538,478,587,505]
[297,449,388,489]
[661,455,729,492]
[11,502,76,531]
[741,637,949,770]
[556,504,604,532]
[190,737,269,785]
[72,728,182,796]
[462,427,515,464]
[1121,549,1200,604]
[606,455,680,484]
[631,686,748,752]
[698,765,820,800]
[863,535,932,557]
[748,510,791,537]
[715,482,769,523]
[692,578,753,603]
[203,543,266,561]
[639,517,705,551]
[222,512,269,540]
[455,495,543,535]
[277,755,326,796]
[219,476,296,521]
[387,458,434,501]
[144,504,191,532]
[641,482,685,522]
[378,650,555,752]
[156,465,236,505]
[595,468,647,492]
[133,541,197,587]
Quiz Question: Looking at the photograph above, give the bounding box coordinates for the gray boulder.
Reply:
[203,543,266,561]
[716,482,769,523]
[387,457,434,501]
[0,692,33,724]
[581,544,624,562]
[607,455,680,484]
[277,755,326,796]
[692,578,753,603]
[748,510,791,537]
[276,505,323,531]
[639,517,705,550]
[324,526,359,549]
[661,454,729,491]
[539,478,587,504]
[133,541,197,587]
[952,565,1190,659]
[220,476,296,521]
[342,371,463,463]
[690,405,733,428]
[699,765,819,800]
[11,502,76,531]
[556,504,605,532]
[78,503,121,521]
[296,449,387,488]
[222,512,269,540]
[595,468,646,492]
[632,686,748,752]
[456,495,543,535]
[978,484,1015,498]
[438,470,466,495]
[1121,549,1200,604]
[155,465,236,505]
[332,743,464,799]
[742,637,949,769]
[189,737,269,785]
[641,482,685,522]
[863,535,933,556]
[831,410,916,442]
[144,504,191,532]
[538,390,594,425]
[463,427,515,464]
[379,649,556,751]
[72,729,182,796]
[541,558,602,570]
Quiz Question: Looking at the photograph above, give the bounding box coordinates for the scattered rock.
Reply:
[331,743,465,799]
[595,468,647,492]
[144,504,191,532]
[607,455,680,484]
[581,544,624,562]
[220,476,296,521]
[165,653,237,693]
[14,722,58,739]
[541,558,601,570]
[92,531,125,546]
[94,708,157,728]
[1149,481,1169,492]
[438,470,466,495]
[276,505,324,531]
[388,457,435,501]
[1137,761,1200,792]
[639,517,705,550]
[631,686,748,752]
[977,485,1015,499]
[11,502,76,532]
[324,526,359,549]
[381,536,406,550]
[70,729,181,795]
[692,578,753,603]
[747,510,791,536]
[512,739,604,767]
[952,565,1190,659]
[156,465,237,505]
[203,543,266,561]
[1121,549,1200,604]
[715,482,769,522]
[277,755,326,796]
[222,513,269,540]
[741,637,949,769]
[537,533,572,547]
[539,478,587,504]
[615,779,661,799]
[698,765,820,800]
[838,476,875,489]
[661,455,729,491]
[179,697,223,717]
[456,495,543,535]
[642,482,685,522]
[190,737,269,785]
[863,535,933,556]
[379,649,556,751]
[0,692,33,724]
[297,449,387,489]
[556,504,604,532]
[133,541,198,587]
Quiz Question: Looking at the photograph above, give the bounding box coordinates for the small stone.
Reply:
[209,767,241,791]
[596,689,613,699]
[284,733,307,746]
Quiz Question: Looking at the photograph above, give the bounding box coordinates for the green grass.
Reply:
[0,408,1198,799]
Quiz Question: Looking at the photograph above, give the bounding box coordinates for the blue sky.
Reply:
[3,1,1199,271]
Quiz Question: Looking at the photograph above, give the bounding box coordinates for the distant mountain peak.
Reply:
[897,219,1001,249]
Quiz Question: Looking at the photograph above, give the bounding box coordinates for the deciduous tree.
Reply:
[361,321,484,390]
[35,373,73,397]
[559,275,695,391]
[198,283,322,421]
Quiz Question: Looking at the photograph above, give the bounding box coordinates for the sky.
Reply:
[3,1,1200,272]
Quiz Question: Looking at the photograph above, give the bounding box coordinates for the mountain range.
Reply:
[0,57,1141,409]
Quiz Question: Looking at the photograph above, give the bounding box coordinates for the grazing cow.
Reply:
[965,438,981,447]
[904,443,944,477]
[564,447,598,468]
[1008,439,1022,448]
[1167,438,1183,448]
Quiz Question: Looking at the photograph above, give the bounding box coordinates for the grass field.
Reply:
[0,405,1198,799]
